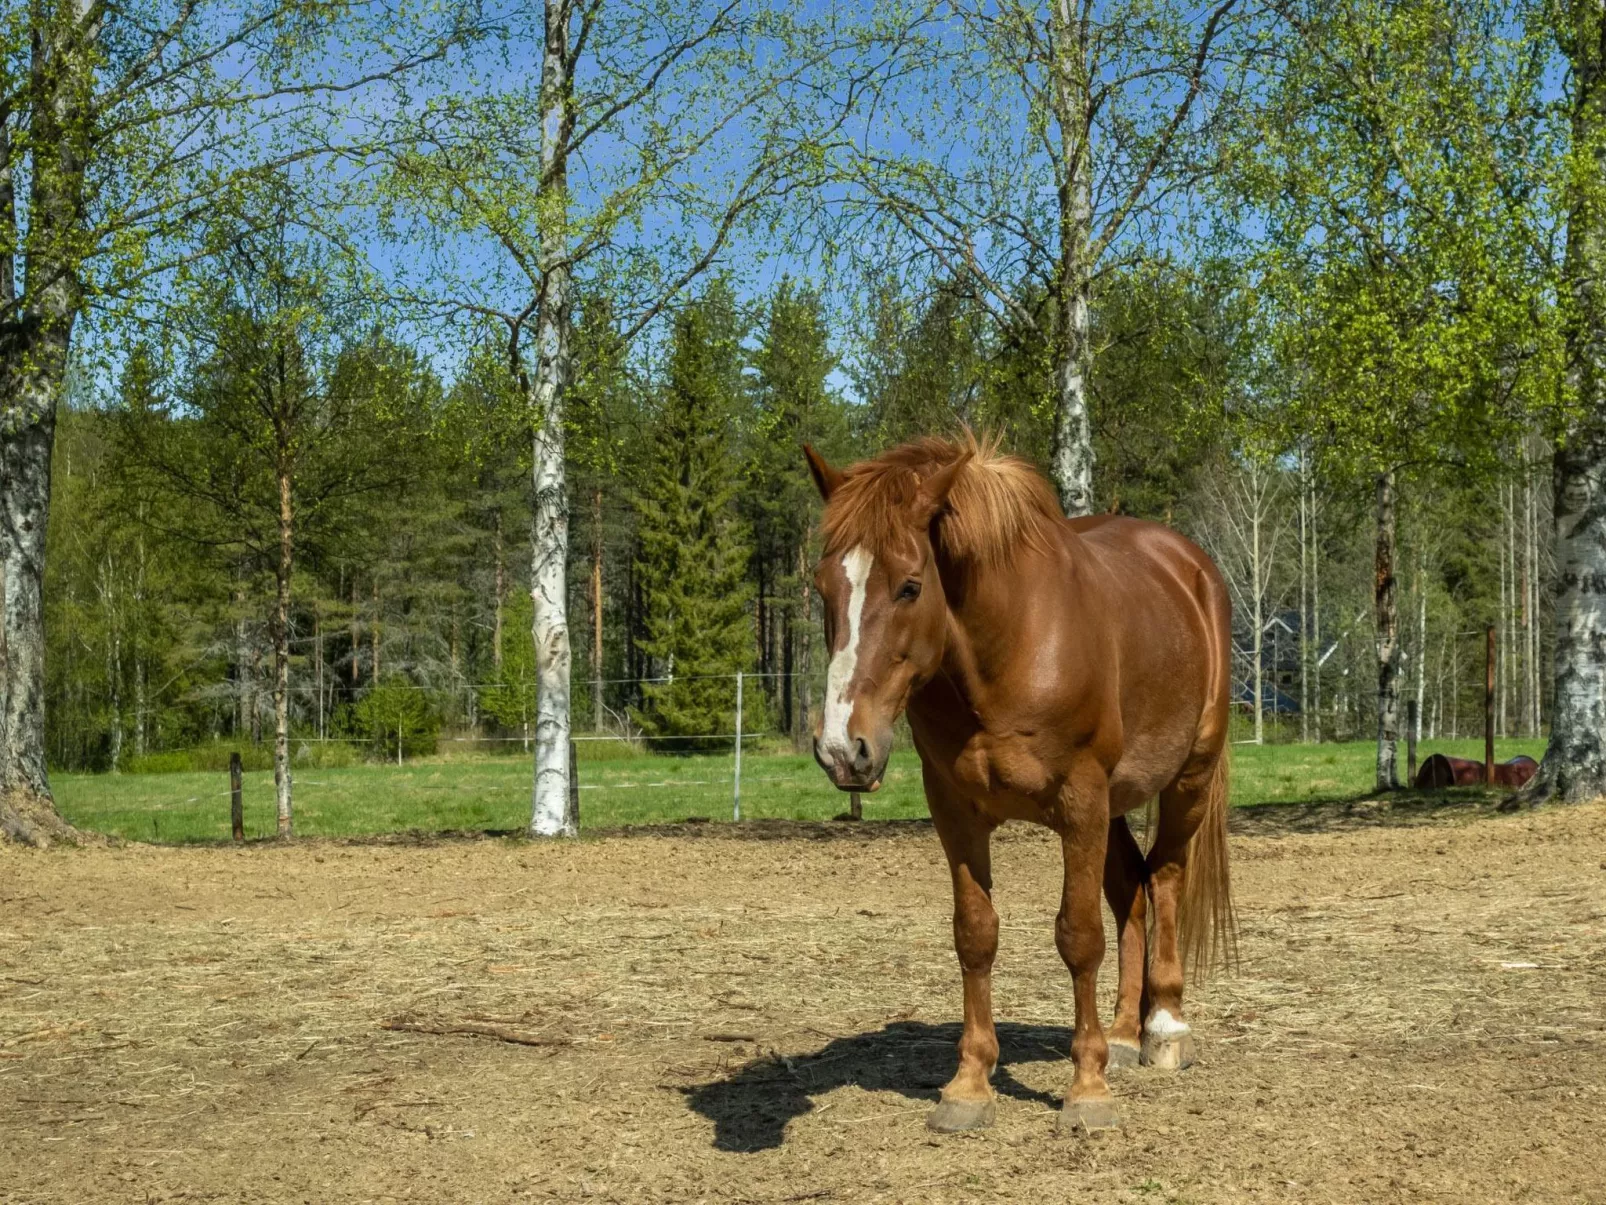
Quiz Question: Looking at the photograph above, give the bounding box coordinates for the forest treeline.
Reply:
[3,0,1603,842]
[45,258,1552,778]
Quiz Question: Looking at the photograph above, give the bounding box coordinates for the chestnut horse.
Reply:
[804,435,1235,1133]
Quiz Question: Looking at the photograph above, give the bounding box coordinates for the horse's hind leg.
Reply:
[1102,816,1148,1069]
[1141,776,1209,1071]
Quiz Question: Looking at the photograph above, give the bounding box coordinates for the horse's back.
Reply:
[1068,515,1230,653]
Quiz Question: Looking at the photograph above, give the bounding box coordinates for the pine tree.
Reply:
[744,280,847,740]
[634,286,755,748]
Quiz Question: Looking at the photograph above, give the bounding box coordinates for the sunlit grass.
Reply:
[52,735,1548,844]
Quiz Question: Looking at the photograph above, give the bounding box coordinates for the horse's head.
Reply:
[803,445,967,792]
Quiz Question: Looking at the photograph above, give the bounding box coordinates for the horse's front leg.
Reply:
[925,773,999,1133]
[1057,763,1120,1132]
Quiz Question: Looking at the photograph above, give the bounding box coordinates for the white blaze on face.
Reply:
[820,545,873,763]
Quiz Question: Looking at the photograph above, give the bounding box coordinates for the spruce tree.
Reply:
[744,280,846,740]
[634,286,755,747]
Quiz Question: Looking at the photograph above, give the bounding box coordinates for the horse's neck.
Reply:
[935,542,1073,705]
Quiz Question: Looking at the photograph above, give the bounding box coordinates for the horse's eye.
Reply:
[897,580,921,602]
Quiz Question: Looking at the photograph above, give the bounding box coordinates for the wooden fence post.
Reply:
[230,752,244,842]
[1485,625,1496,786]
[1406,699,1418,788]
[849,791,862,821]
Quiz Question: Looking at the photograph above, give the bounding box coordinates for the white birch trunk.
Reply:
[1311,473,1322,742]
[1374,471,1400,790]
[1415,554,1426,751]
[0,2,93,843]
[1522,10,1606,805]
[1048,0,1095,517]
[1298,450,1309,742]
[1498,483,1509,736]
[273,468,293,836]
[528,0,577,837]
[1525,468,1540,735]
[104,559,123,774]
[1251,489,1264,744]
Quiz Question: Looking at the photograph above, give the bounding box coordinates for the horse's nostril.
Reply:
[853,737,871,768]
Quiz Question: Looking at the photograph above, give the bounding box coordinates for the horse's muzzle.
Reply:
[814,733,887,792]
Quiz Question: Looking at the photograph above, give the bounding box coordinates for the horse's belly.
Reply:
[1108,733,1194,816]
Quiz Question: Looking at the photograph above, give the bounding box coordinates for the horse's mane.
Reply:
[820,432,1065,567]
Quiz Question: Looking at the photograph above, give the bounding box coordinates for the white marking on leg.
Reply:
[820,545,873,761]
[1146,1008,1191,1038]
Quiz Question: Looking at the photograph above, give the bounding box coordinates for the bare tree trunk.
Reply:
[794,541,813,752]
[134,655,146,758]
[782,589,794,736]
[315,606,324,742]
[528,0,578,838]
[235,576,249,737]
[250,639,263,745]
[102,557,123,774]
[1525,466,1540,735]
[1310,473,1322,742]
[133,532,146,758]
[1415,552,1427,753]
[1299,450,1309,742]
[273,467,293,835]
[371,578,380,685]
[591,487,603,732]
[448,608,460,724]
[1451,634,1459,739]
[1251,488,1264,745]
[493,508,505,672]
[349,573,360,686]
[1048,0,1094,517]
[1433,630,1445,741]
[1374,471,1400,791]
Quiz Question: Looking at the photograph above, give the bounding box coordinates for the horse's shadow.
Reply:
[682,1020,1070,1152]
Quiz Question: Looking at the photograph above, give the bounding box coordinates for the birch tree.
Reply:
[1197,453,1288,744]
[1520,2,1606,805]
[840,0,1245,514]
[381,0,882,836]
[1237,0,1557,788]
[0,0,475,845]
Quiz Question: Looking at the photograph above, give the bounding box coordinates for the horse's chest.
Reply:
[952,732,1054,801]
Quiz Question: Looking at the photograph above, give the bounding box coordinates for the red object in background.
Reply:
[1415,753,1538,790]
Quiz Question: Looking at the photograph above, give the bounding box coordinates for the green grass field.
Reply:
[50,736,1548,844]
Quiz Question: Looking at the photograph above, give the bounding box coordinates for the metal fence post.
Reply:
[567,738,580,832]
[733,671,743,822]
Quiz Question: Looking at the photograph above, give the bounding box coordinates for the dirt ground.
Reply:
[2,797,1603,1204]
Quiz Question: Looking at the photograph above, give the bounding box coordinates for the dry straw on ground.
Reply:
[1,796,1602,1202]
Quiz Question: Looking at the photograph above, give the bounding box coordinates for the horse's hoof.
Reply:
[1140,1031,1195,1070]
[1107,1040,1142,1071]
[1059,1095,1122,1134]
[926,1098,996,1133]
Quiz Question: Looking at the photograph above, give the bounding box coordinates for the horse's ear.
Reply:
[803,444,843,501]
[915,453,971,519]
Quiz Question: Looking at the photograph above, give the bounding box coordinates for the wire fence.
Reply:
[71,670,883,838]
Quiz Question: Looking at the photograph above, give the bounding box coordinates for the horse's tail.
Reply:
[1179,752,1236,982]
